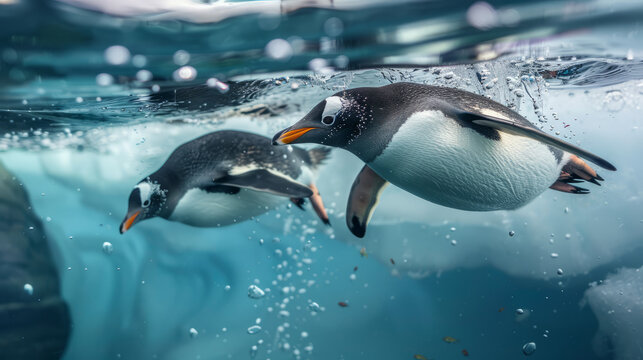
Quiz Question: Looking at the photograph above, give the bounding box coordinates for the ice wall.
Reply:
[584,266,643,360]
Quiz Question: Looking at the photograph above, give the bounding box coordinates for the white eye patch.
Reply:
[137,182,159,207]
[321,96,345,126]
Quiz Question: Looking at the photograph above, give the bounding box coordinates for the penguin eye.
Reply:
[321,115,335,126]
[142,199,150,208]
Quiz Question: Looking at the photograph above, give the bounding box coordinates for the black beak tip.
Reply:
[271,132,282,145]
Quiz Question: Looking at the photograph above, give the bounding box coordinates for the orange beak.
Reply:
[120,210,140,234]
[273,127,317,144]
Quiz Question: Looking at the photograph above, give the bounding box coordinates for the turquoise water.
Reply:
[1,0,643,359]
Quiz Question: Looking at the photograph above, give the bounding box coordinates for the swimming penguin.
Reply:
[120,130,331,233]
[273,82,616,237]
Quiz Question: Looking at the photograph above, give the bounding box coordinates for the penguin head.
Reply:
[273,89,375,150]
[120,180,166,234]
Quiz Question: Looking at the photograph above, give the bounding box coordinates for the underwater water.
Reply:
[1,0,643,359]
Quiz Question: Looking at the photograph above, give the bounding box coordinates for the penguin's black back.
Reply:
[154,130,326,191]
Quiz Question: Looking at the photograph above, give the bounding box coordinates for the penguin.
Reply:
[120,130,331,234]
[272,82,616,238]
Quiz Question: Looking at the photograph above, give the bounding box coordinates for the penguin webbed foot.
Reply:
[290,197,306,210]
[552,155,605,194]
[550,181,590,194]
[308,183,331,227]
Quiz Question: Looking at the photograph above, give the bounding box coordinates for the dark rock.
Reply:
[0,161,70,360]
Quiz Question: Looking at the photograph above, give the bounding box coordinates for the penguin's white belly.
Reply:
[169,188,286,227]
[369,110,567,211]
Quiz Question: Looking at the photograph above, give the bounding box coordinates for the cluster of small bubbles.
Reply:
[173,66,197,82]
[96,73,114,86]
[104,45,131,65]
[136,70,153,82]
[522,342,536,356]
[248,284,266,299]
[189,328,199,338]
[323,17,344,37]
[102,241,113,255]
[265,39,293,61]
[247,325,262,334]
[23,283,34,295]
[173,50,191,66]
[206,78,229,93]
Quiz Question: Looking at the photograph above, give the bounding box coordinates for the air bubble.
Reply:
[96,73,114,86]
[104,45,131,65]
[323,17,344,37]
[189,328,199,338]
[265,39,293,61]
[206,78,229,93]
[23,283,33,295]
[136,70,153,82]
[522,342,536,356]
[247,325,262,334]
[248,285,266,299]
[308,302,321,312]
[173,50,191,66]
[173,66,197,82]
[102,241,113,255]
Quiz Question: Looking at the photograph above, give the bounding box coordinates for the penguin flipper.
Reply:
[346,165,389,238]
[459,112,617,171]
[214,169,314,198]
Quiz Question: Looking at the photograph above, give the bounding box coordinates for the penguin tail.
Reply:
[307,147,332,169]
